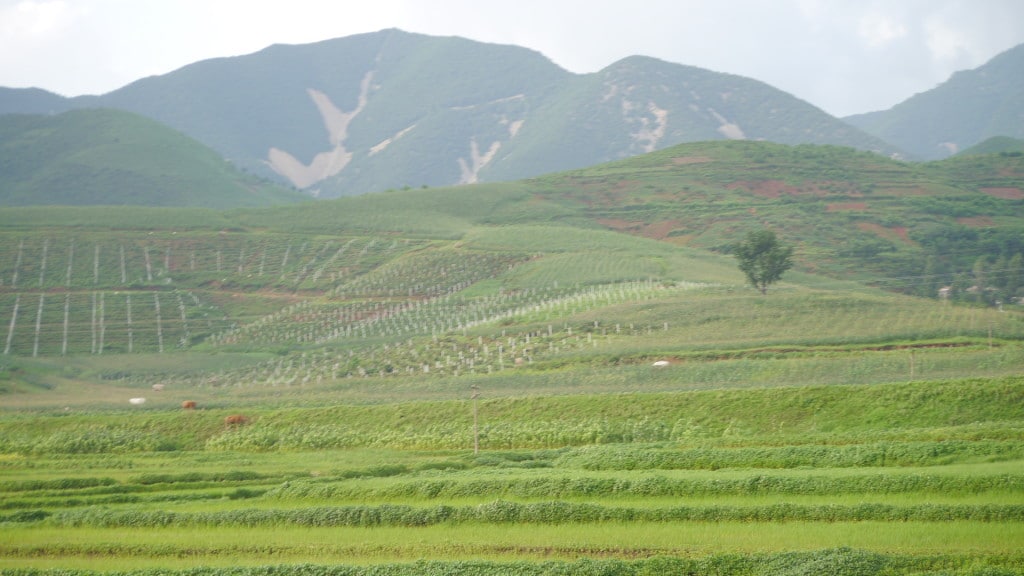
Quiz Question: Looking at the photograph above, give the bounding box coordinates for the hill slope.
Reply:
[0,138,1021,449]
[2,29,897,198]
[845,43,1024,160]
[957,136,1024,156]
[221,139,1023,297]
[0,109,306,208]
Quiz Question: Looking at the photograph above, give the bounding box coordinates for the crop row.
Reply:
[202,419,1022,457]
[39,501,1024,527]
[330,249,526,298]
[166,281,680,386]
[208,276,673,348]
[264,471,1024,501]
[3,376,1021,454]
[1,548,1019,576]
[0,233,417,292]
[1,488,262,513]
[555,440,1024,470]
[0,290,221,356]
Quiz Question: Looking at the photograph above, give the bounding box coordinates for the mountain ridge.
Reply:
[0,29,900,198]
[845,43,1024,159]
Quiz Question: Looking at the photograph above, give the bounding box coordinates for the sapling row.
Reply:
[4,294,18,355]
[0,234,419,292]
[0,290,213,355]
[141,281,683,389]
[209,280,674,349]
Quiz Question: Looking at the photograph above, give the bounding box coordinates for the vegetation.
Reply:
[732,229,793,294]
[1,376,1023,573]
[0,138,1023,573]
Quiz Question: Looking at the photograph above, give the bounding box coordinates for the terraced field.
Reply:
[2,377,1023,574]
[2,140,1023,574]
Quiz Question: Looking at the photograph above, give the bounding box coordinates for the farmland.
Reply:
[1,140,1024,574]
[2,375,1024,574]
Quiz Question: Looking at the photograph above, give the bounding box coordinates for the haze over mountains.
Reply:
[845,43,1024,160]
[0,28,1022,201]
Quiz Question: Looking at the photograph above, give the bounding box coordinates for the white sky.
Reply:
[1,0,1022,117]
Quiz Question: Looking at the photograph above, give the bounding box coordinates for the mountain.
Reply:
[0,29,898,198]
[478,55,895,183]
[0,108,307,208]
[0,87,72,115]
[845,43,1024,160]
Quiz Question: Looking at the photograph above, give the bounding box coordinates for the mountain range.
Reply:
[0,29,1021,201]
[845,43,1024,160]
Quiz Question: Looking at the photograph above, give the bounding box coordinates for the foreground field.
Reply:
[2,375,1023,575]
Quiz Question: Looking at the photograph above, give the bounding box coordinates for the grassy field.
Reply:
[1,140,1023,574]
[2,372,1023,574]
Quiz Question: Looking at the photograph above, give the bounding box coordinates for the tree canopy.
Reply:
[733,229,794,294]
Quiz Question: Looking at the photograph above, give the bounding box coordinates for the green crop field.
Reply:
[2,140,1023,574]
[2,375,1024,574]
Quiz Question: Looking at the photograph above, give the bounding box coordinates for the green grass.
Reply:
[2,376,1022,572]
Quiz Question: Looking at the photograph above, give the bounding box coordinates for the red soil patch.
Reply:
[726,180,854,198]
[857,222,914,245]
[598,218,642,233]
[981,187,1024,200]
[727,180,797,198]
[642,220,682,240]
[957,216,995,227]
[892,226,912,243]
[596,218,682,241]
[671,156,713,165]
[827,202,868,212]
[875,186,931,196]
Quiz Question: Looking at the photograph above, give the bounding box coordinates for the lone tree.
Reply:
[733,229,793,294]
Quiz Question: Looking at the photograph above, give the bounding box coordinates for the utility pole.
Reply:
[471,385,480,454]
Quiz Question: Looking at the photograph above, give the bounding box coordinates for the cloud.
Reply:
[0,0,73,40]
[924,18,970,63]
[858,12,908,48]
[0,0,82,93]
[0,0,1022,115]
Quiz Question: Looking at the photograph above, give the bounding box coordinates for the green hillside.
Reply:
[0,109,307,208]
[958,136,1024,156]
[215,139,1023,299]
[0,139,1020,365]
[1,140,1023,574]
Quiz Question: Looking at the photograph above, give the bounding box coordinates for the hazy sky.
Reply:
[2,0,1022,117]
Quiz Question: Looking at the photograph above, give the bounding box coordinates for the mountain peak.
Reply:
[845,42,1024,159]
[0,30,915,197]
